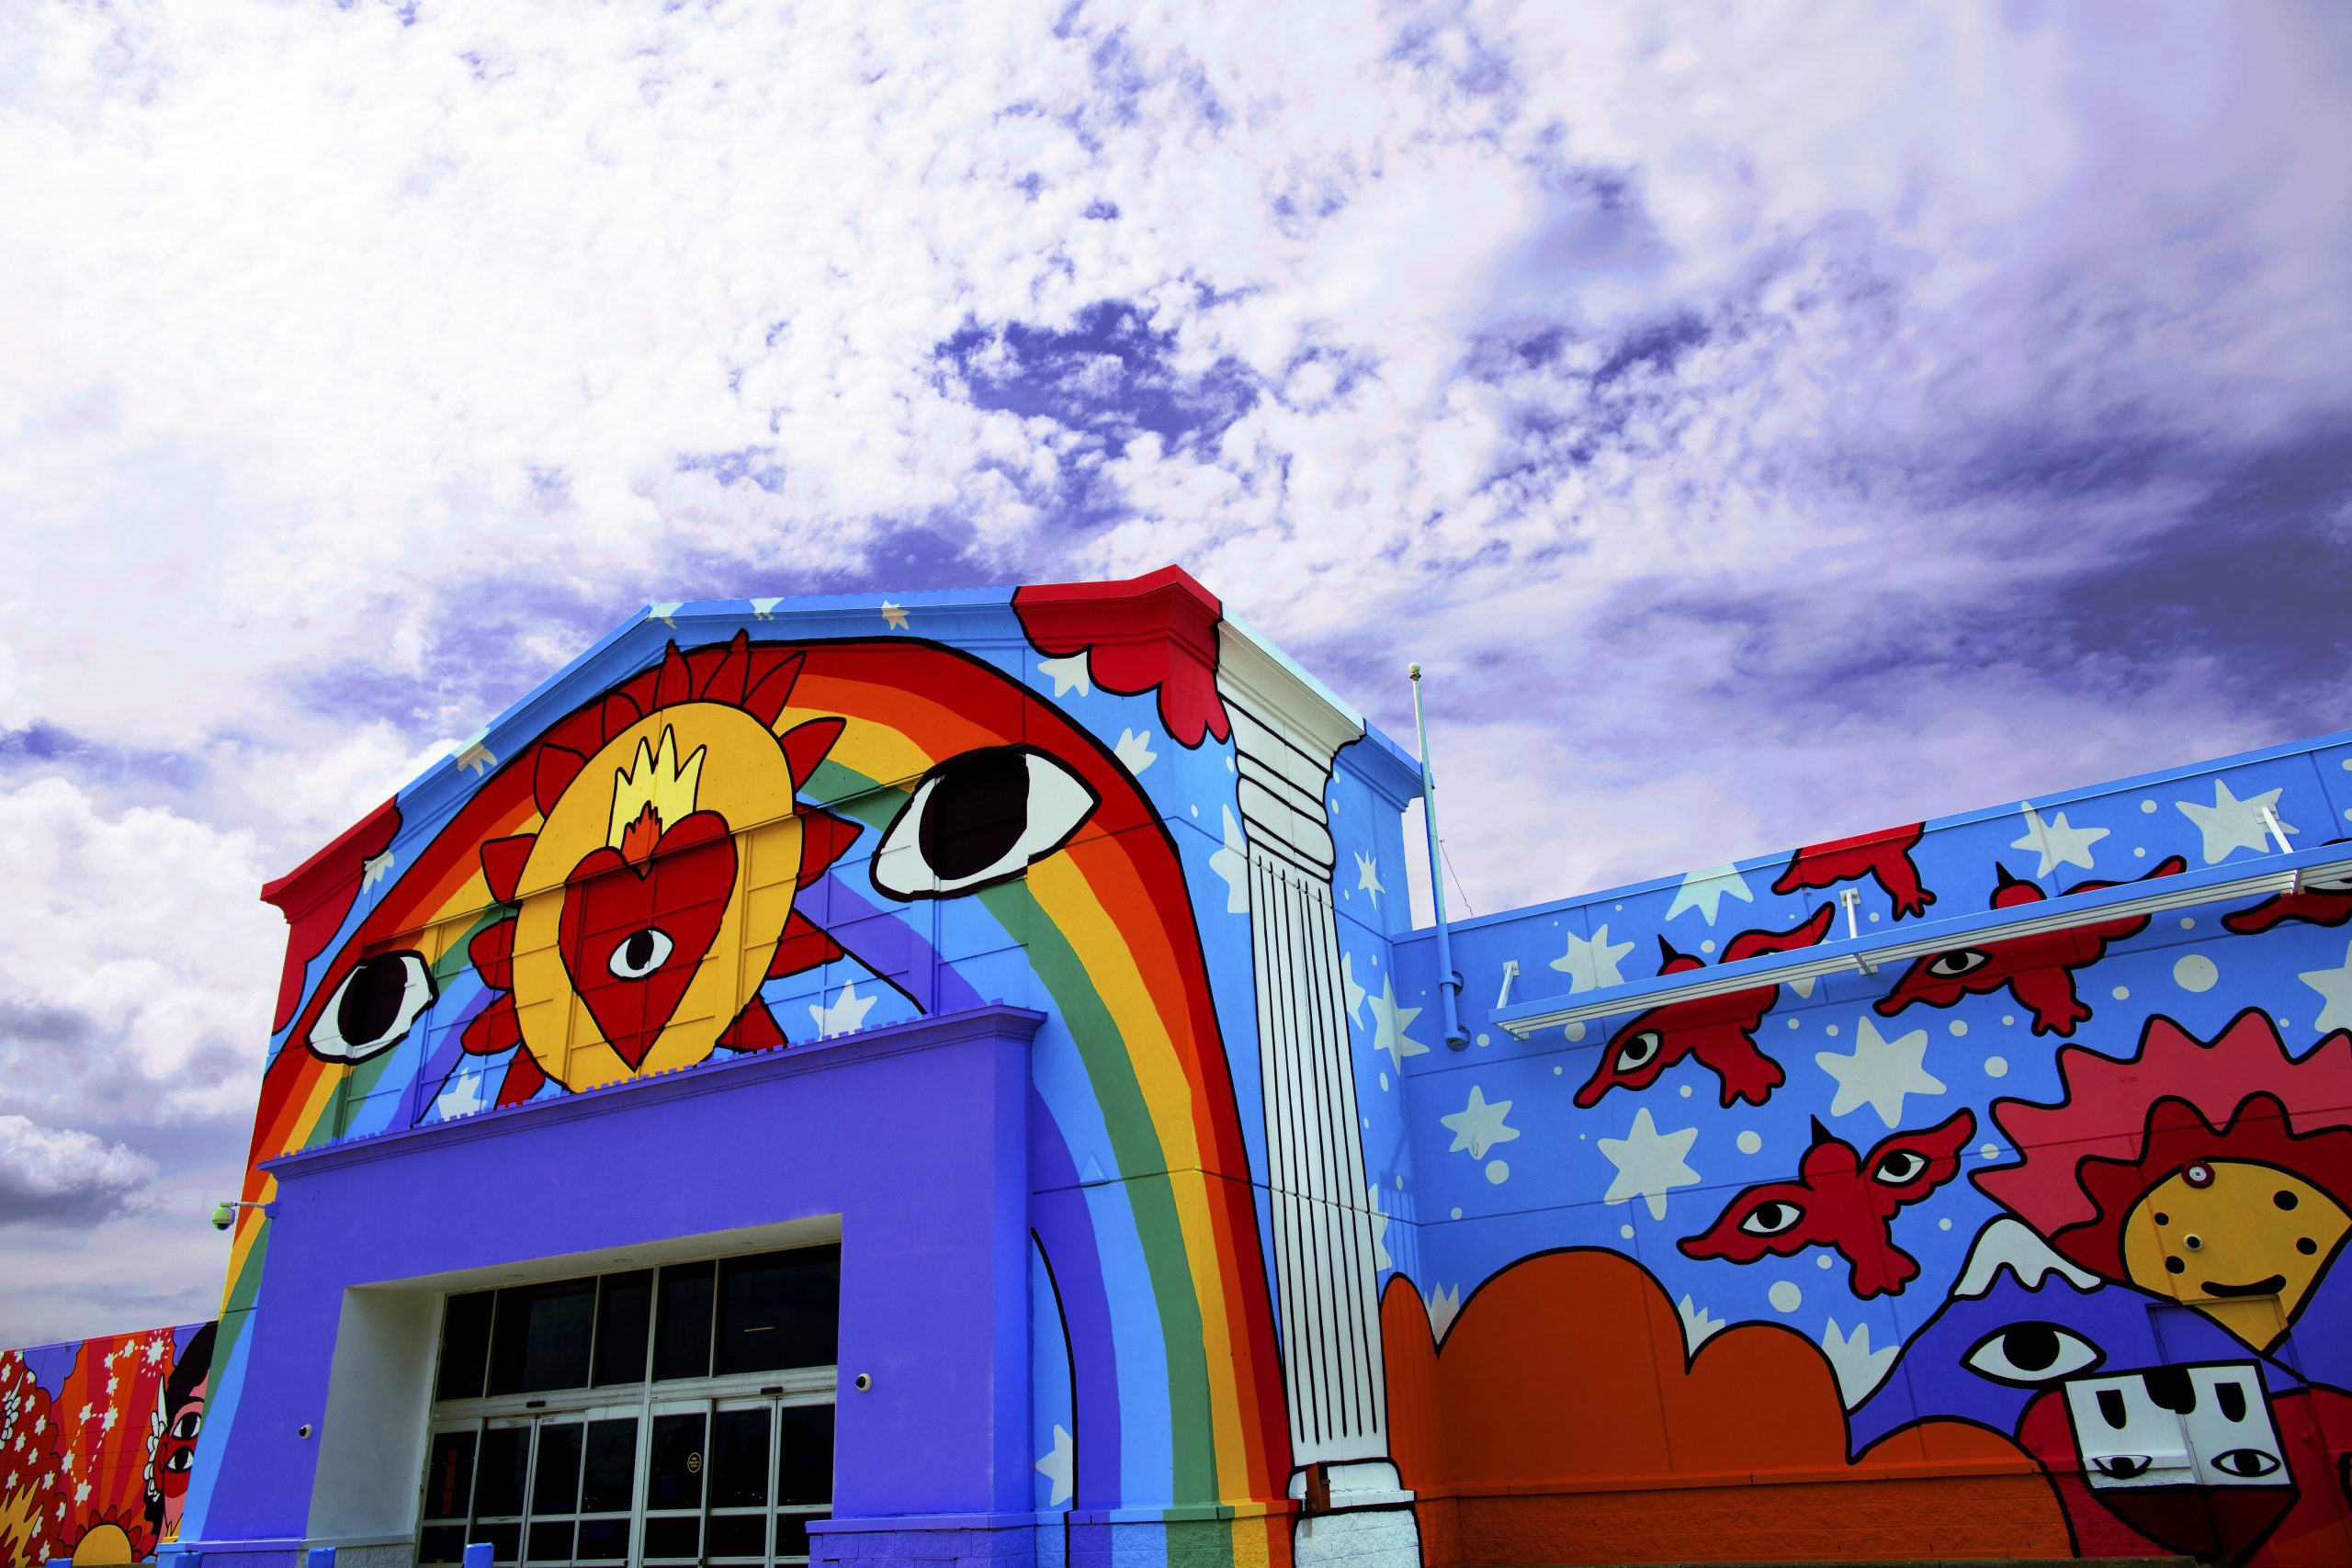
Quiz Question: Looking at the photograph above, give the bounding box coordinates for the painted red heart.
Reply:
[558,809,738,1070]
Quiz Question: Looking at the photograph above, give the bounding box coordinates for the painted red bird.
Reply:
[1577,905,1835,1110]
[1873,857,2186,1037]
[1679,1110,1974,1298]
[1771,822,1936,919]
[2222,850,2352,934]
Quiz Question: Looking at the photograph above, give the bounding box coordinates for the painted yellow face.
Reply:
[2122,1159,2350,1348]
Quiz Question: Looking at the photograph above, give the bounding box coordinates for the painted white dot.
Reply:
[1736,1131,1762,1155]
[1950,1021,1968,1037]
[1679,1084,1692,1099]
[1985,1055,2008,1078]
[1450,1207,1463,1220]
[2344,807,2352,821]
[1826,1023,1840,1037]
[1869,910,1882,922]
[1476,1032,1490,1047]
[1486,1159,1509,1184]
[1395,1175,1405,1190]
[2002,1015,2016,1026]
[2142,799,2158,813]
[2174,954,2219,993]
[2111,985,2131,1000]
[1979,1142,2000,1160]
[1769,1281,1802,1314]
[1815,1254,1833,1269]
[1189,805,1198,818]
[2134,846,2147,858]
[1564,1022,1586,1043]
[1553,1065,1563,1076]
[1363,1117,1372,1129]
[1939,1217,1952,1231]
[1701,939,1716,953]
[1379,1072,1390,1091]
[1614,904,1623,911]
[1787,1018,1801,1029]
[2178,917,2196,931]
[1619,1224,1634,1239]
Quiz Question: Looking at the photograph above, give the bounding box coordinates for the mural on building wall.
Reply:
[0,1324,214,1568]
[1370,752,2352,1566]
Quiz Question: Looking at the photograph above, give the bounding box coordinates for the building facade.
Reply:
[6,569,2350,1568]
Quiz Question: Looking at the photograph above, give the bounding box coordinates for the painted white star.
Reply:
[1550,923,1634,992]
[1365,1185,1392,1270]
[1820,1318,1898,1406]
[1354,852,1385,905]
[1676,1293,1724,1352]
[360,850,395,890]
[1424,1282,1462,1341]
[809,980,878,1038]
[456,741,496,775]
[1207,806,1249,915]
[435,1074,488,1119]
[2298,938,2352,1032]
[879,601,909,630]
[1035,1423,1073,1507]
[1038,652,1091,699]
[74,1480,89,1506]
[1365,975,1429,1071]
[1816,1016,1944,1127]
[1666,864,1753,925]
[100,1407,116,1432]
[2010,803,2108,877]
[647,602,682,629]
[1441,1085,1519,1158]
[750,597,781,620]
[1114,728,1157,775]
[1599,1108,1700,1220]
[2177,778,2295,863]
[1341,952,1369,1029]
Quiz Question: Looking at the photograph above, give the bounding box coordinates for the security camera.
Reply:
[210,1203,235,1232]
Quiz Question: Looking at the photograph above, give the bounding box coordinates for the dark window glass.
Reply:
[436,1292,494,1402]
[717,1247,840,1374]
[708,1513,766,1559]
[575,1518,629,1561]
[592,1269,651,1386]
[487,1278,596,1395]
[653,1261,715,1381]
[530,1422,582,1515]
[648,1412,707,1511]
[525,1521,573,1564]
[474,1427,529,1517]
[581,1417,638,1513]
[419,1525,466,1564]
[710,1408,770,1508]
[775,1404,833,1506]
[423,1429,477,1519]
[468,1521,520,1565]
[643,1516,699,1561]
[776,1513,826,1560]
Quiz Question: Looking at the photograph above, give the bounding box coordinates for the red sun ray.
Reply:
[780,716,846,784]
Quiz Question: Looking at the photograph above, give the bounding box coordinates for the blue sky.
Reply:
[0,0,2346,1342]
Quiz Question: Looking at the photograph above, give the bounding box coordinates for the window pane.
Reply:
[710,1409,770,1508]
[708,1513,766,1560]
[592,1269,652,1386]
[422,1429,477,1520]
[717,1247,840,1374]
[653,1261,714,1381]
[643,1516,700,1561]
[487,1279,596,1395]
[575,1518,630,1562]
[468,1521,520,1565]
[775,1404,834,1506]
[474,1427,529,1517]
[419,1524,466,1564]
[530,1422,582,1515]
[776,1512,826,1560]
[581,1417,638,1513]
[436,1292,494,1402]
[648,1412,707,1511]
[525,1521,573,1564]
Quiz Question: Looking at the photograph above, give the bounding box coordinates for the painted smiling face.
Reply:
[2121,1160,2352,1350]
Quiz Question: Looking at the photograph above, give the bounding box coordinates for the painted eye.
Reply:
[871,746,1101,900]
[1962,1322,2104,1385]
[2093,1454,2151,1480]
[1739,1201,1804,1236]
[2211,1448,2280,1478]
[608,928,674,980]
[1872,1150,1928,1184]
[308,952,435,1062]
[1614,1032,1663,1071]
[1925,949,1990,977]
[168,1409,202,1441]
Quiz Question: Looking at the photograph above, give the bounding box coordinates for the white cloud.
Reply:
[0,1115,155,1226]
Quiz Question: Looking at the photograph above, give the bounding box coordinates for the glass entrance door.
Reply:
[418,1405,639,1567]
[706,1396,834,1568]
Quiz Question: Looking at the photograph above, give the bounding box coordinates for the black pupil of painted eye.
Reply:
[622,931,660,972]
[921,750,1031,881]
[2002,1325,2059,1371]
[1881,1154,1921,1180]
[339,957,412,1043]
[2275,1190,2299,1211]
[1622,1034,1657,1066]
